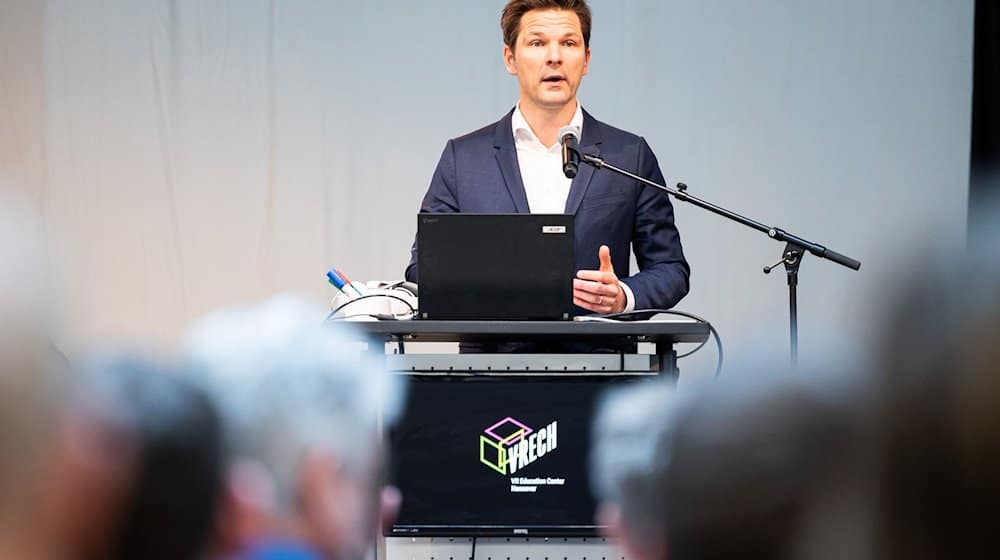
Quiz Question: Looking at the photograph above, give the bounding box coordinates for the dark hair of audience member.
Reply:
[871,246,1000,560]
[658,373,860,560]
[82,354,226,560]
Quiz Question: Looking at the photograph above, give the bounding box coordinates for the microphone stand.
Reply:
[578,152,861,364]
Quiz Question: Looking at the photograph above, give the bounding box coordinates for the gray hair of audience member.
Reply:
[590,378,688,558]
[871,238,1000,559]
[183,295,405,513]
[0,185,64,523]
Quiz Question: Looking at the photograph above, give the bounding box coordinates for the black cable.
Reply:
[592,308,725,377]
[470,536,477,560]
[324,293,416,322]
[677,337,709,359]
[328,313,401,321]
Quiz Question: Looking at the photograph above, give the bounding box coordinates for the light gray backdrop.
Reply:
[0,0,974,374]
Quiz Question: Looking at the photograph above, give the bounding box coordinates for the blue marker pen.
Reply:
[326,269,350,295]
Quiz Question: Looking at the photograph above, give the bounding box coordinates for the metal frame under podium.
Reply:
[354,320,709,379]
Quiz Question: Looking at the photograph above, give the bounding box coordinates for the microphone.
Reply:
[558,125,581,179]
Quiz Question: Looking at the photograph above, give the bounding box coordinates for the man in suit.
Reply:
[407,0,689,315]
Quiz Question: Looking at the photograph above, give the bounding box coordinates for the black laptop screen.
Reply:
[417,214,575,320]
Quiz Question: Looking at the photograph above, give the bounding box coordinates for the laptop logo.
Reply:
[542,226,567,234]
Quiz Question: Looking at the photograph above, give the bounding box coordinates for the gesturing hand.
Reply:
[574,245,626,314]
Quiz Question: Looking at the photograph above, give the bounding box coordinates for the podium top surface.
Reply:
[350,319,709,345]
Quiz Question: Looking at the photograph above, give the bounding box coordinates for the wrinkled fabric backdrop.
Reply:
[0,0,973,375]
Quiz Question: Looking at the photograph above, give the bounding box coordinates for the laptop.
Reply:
[417,213,575,320]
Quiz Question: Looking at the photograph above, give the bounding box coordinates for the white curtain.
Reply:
[0,0,974,371]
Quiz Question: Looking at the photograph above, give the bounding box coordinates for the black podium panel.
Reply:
[387,375,642,537]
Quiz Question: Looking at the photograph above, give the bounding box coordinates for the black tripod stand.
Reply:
[578,153,861,364]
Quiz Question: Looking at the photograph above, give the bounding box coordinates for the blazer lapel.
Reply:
[564,109,603,215]
[494,110,531,213]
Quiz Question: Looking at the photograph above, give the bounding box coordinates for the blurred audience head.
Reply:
[0,185,57,483]
[184,295,405,560]
[592,370,861,560]
[667,372,863,560]
[0,183,66,558]
[870,237,1000,559]
[67,353,225,560]
[590,379,685,560]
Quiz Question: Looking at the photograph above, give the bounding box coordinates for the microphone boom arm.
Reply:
[579,151,860,365]
[579,153,861,271]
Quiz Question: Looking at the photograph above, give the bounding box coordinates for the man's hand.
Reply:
[574,245,626,314]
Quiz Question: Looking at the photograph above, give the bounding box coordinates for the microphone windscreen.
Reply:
[558,125,581,146]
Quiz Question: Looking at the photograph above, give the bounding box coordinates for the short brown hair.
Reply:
[501,0,592,52]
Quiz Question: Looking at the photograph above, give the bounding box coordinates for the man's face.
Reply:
[504,9,590,112]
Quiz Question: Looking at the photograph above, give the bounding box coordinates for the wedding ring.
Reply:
[598,295,604,305]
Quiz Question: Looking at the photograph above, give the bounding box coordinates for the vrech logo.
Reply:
[479,416,558,476]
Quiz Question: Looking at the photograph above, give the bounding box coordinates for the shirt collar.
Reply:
[512,102,584,150]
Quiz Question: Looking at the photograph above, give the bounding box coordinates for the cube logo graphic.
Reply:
[479,416,558,476]
[479,417,532,475]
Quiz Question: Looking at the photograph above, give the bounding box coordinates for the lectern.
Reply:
[354,318,708,552]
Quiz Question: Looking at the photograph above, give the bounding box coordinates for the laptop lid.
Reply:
[418,214,575,321]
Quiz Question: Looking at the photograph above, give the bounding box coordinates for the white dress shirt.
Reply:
[511,103,636,311]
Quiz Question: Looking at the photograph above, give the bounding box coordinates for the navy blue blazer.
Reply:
[406,109,690,312]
